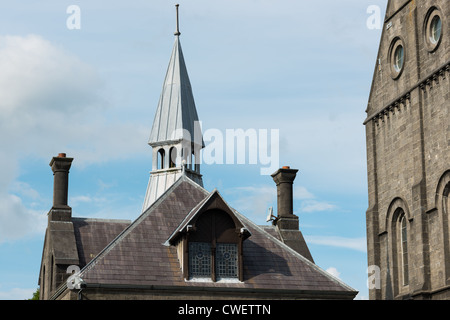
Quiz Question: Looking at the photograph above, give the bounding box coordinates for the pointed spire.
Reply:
[148,7,202,147]
[174,4,181,36]
[143,5,204,212]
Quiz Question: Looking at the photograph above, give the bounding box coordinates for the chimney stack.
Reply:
[271,166,298,218]
[48,153,73,221]
[271,166,314,262]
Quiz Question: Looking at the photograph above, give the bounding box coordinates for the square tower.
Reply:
[365,0,449,300]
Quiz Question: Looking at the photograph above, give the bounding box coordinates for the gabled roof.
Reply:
[165,188,251,246]
[67,175,356,297]
[148,35,203,147]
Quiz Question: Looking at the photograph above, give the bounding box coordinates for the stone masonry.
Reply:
[365,0,450,300]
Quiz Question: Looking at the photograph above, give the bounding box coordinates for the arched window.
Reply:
[191,150,196,171]
[157,148,165,169]
[42,265,45,299]
[50,255,54,293]
[400,214,409,286]
[169,147,177,168]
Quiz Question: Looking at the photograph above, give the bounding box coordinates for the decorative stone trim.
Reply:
[365,61,450,126]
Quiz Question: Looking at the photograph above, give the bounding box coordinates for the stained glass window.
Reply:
[189,242,211,278]
[216,243,238,279]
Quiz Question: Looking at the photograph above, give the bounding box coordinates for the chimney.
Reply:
[271,166,314,262]
[272,166,298,230]
[48,153,73,221]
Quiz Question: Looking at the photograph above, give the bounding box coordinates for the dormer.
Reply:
[166,189,251,282]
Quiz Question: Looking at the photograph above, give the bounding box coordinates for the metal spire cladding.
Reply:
[143,4,203,212]
[148,6,202,147]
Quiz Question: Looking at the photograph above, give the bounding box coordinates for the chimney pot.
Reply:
[58,153,66,158]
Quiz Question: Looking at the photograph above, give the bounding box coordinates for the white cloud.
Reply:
[0,194,46,243]
[0,34,101,116]
[9,181,40,201]
[226,185,276,220]
[0,34,149,242]
[0,287,36,300]
[298,200,337,213]
[326,267,341,280]
[305,235,367,252]
[225,183,318,221]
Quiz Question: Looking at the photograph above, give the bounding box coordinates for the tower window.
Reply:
[389,38,405,79]
[157,148,165,169]
[425,8,443,52]
[430,15,442,44]
[169,147,177,168]
[393,45,404,73]
[400,215,409,286]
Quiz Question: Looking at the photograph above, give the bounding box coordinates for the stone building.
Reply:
[365,0,449,300]
[38,7,357,300]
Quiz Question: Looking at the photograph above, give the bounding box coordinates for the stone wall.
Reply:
[365,0,450,300]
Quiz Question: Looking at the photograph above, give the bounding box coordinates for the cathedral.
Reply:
[38,6,357,300]
[365,0,449,299]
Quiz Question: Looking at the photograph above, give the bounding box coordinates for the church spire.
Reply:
[143,4,204,212]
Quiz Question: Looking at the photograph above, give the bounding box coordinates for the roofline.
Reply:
[50,175,209,300]
[231,208,358,294]
[77,175,208,277]
[50,176,357,299]
[53,282,357,300]
[71,217,132,224]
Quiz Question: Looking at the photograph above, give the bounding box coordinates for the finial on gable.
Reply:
[174,4,181,36]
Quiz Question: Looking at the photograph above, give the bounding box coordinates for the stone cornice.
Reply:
[364,61,450,126]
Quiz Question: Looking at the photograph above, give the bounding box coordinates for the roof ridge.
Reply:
[78,175,209,278]
[72,217,131,224]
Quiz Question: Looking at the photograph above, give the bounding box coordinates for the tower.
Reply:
[143,5,204,212]
[365,0,449,299]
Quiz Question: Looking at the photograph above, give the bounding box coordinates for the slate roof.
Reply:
[72,218,131,267]
[74,175,356,296]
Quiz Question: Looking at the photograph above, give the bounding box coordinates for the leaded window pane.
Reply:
[216,243,238,279]
[189,242,211,278]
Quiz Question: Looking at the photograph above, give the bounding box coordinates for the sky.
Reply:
[0,0,387,300]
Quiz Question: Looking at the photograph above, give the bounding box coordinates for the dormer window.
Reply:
[165,190,251,282]
[187,209,240,281]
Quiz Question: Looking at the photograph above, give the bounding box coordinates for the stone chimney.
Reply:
[271,166,299,230]
[271,166,314,263]
[48,153,73,221]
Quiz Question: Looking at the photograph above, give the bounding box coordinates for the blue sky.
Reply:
[0,0,387,299]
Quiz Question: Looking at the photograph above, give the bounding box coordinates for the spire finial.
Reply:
[174,4,181,36]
